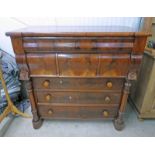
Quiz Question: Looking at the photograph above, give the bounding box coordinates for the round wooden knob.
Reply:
[48,109,53,115]
[103,110,109,117]
[104,96,111,103]
[59,80,63,84]
[69,96,72,100]
[43,80,50,88]
[106,81,113,88]
[45,94,52,101]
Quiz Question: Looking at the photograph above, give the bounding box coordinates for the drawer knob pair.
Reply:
[43,80,50,88]
[106,81,113,88]
[103,110,109,117]
[45,94,52,101]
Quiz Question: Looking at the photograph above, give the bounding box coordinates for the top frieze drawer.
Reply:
[23,37,134,52]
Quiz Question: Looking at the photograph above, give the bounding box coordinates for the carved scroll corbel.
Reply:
[19,66,30,81]
[129,54,143,81]
[16,54,30,81]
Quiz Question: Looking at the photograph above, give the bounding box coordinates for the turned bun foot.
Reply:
[113,118,125,131]
[32,119,43,129]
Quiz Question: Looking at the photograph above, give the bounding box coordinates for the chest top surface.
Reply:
[6,25,151,37]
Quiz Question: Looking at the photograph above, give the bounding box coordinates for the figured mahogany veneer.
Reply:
[6,23,151,130]
[32,77,124,91]
[26,53,131,77]
[34,91,121,105]
[23,36,134,52]
[38,104,119,119]
[27,53,57,75]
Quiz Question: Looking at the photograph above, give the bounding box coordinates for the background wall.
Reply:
[0,18,25,56]
[0,17,149,56]
[151,18,155,41]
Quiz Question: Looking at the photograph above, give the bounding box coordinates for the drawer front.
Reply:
[38,104,118,119]
[58,54,99,77]
[32,77,124,91]
[26,53,57,76]
[58,53,130,77]
[23,37,134,52]
[99,54,131,77]
[26,53,131,77]
[34,91,121,105]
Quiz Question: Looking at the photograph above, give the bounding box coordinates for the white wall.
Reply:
[0,18,26,56]
[0,17,141,56]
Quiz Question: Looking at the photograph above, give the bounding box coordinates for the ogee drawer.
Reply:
[58,53,131,77]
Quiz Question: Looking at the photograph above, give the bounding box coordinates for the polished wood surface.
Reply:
[6,25,152,37]
[23,36,134,52]
[6,21,151,130]
[34,91,121,104]
[32,77,124,91]
[27,53,57,75]
[99,54,131,76]
[58,54,98,77]
[38,104,119,119]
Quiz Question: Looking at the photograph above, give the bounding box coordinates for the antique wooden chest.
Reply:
[6,19,151,130]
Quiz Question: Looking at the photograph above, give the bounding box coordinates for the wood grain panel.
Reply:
[38,104,118,119]
[99,54,131,77]
[133,36,147,54]
[58,54,99,76]
[26,53,57,76]
[32,77,124,91]
[34,91,121,104]
[23,37,134,52]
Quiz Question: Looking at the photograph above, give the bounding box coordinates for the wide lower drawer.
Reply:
[38,104,119,119]
[32,77,124,91]
[34,91,121,104]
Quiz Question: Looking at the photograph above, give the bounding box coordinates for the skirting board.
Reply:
[0,115,14,137]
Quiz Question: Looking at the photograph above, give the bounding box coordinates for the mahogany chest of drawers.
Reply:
[6,23,151,130]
